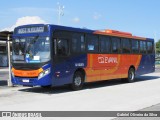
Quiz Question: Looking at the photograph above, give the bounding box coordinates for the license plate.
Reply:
[22,79,29,83]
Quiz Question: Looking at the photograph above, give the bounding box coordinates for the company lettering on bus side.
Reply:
[98,57,118,64]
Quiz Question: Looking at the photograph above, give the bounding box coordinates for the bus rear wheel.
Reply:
[70,71,84,91]
[127,68,135,83]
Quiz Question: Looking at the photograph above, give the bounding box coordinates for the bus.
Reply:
[11,24,155,90]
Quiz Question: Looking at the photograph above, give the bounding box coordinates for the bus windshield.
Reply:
[12,36,50,63]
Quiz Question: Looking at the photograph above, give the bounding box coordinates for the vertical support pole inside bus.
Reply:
[7,34,13,86]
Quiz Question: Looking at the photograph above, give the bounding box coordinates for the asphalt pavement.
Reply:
[0,67,160,120]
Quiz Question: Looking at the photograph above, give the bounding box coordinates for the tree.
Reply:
[156,39,160,57]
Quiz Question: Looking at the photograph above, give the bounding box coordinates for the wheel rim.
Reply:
[74,76,82,86]
[129,70,134,80]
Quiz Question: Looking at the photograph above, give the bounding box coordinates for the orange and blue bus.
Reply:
[11,24,155,90]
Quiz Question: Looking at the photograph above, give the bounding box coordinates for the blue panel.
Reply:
[136,54,155,76]
[49,25,94,34]
[12,75,52,86]
[52,54,87,86]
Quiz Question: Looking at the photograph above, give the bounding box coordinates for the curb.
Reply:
[0,68,9,72]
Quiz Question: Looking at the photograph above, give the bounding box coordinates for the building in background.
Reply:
[0,31,12,67]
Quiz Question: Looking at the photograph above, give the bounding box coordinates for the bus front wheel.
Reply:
[70,71,84,91]
[41,85,51,89]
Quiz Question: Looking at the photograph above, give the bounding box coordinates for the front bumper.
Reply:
[11,75,52,86]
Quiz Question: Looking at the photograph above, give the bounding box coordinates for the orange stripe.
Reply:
[85,54,121,82]
[12,67,43,77]
[94,31,146,40]
[87,74,127,82]
[84,54,142,82]
[135,55,142,70]
[90,54,93,68]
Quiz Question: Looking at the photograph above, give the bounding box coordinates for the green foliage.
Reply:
[156,39,160,54]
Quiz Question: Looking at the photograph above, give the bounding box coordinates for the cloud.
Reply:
[93,12,102,20]
[2,16,46,31]
[72,17,80,23]
[12,7,57,15]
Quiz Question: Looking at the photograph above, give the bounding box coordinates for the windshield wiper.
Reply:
[31,35,39,44]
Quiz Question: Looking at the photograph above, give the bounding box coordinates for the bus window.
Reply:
[111,37,121,54]
[99,36,111,53]
[140,41,147,54]
[147,41,153,54]
[57,39,69,56]
[86,35,98,52]
[122,38,131,54]
[132,40,139,54]
[71,33,85,53]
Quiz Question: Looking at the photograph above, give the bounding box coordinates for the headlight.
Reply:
[38,68,50,79]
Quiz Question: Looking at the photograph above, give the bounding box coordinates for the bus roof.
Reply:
[14,24,153,41]
[50,24,153,41]
[94,29,147,40]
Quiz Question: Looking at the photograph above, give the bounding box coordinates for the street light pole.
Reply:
[57,3,64,25]
[7,34,12,86]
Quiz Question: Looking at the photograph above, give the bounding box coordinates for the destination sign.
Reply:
[16,26,45,34]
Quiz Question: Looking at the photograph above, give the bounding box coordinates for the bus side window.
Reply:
[99,36,111,53]
[71,33,85,53]
[147,41,153,54]
[57,39,69,56]
[111,37,121,54]
[122,38,131,54]
[132,40,139,54]
[140,41,147,54]
[86,34,98,53]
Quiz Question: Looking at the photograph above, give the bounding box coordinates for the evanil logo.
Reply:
[98,57,118,64]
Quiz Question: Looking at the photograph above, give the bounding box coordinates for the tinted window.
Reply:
[86,35,98,52]
[57,39,69,56]
[132,40,139,53]
[122,38,131,53]
[53,31,70,56]
[140,41,147,54]
[147,41,153,54]
[0,46,7,54]
[71,33,85,53]
[53,31,71,39]
[112,37,121,53]
[99,36,111,53]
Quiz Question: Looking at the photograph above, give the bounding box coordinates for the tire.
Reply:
[127,68,135,83]
[41,85,51,89]
[70,71,84,91]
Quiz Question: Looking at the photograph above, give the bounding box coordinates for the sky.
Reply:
[0,0,160,41]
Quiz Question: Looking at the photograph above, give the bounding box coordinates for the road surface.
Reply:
[0,68,160,120]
